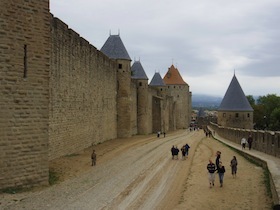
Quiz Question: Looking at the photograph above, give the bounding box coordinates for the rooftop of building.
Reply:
[163,65,187,85]
[149,72,165,86]
[100,34,131,60]
[218,74,253,111]
[131,61,148,80]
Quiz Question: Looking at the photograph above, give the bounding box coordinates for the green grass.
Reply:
[0,186,25,194]
[64,153,79,157]
[49,169,59,185]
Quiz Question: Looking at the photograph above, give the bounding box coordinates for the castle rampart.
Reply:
[1,1,192,190]
[210,123,280,157]
[0,0,50,189]
[49,17,117,160]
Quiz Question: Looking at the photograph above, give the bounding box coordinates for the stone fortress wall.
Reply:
[210,123,280,157]
[1,0,50,190]
[49,17,118,160]
[1,0,191,190]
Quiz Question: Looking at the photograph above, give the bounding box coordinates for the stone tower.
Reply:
[101,34,132,138]
[131,61,149,134]
[149,72,166,132]
[218,74,254,129]
[163,65,191,129]
[0,0,50,189]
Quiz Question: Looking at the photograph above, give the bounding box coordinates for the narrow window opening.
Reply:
[118,64,122,69]
[23,44,27,78]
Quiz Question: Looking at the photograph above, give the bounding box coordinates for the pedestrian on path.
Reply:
[241,137,247,150]
[181,145,186,160]
[157,131,161,138]
[174,146,179,159]
[171,145,176,159]
[91,150,96,166]
[217,162,226,187]
[230,156,238,178]
[185,143,190,158]
[171,146,179,160]
[215,151,221,168]
[248,135,253,150]
[207,159,216,188]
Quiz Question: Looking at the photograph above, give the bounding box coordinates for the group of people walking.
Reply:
[207,151,238,188]
[171,144,190,160]
[241,135,253,150]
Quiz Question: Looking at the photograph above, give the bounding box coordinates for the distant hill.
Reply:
[192,94,222,108]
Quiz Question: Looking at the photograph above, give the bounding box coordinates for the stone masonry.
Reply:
[0,0,192,190]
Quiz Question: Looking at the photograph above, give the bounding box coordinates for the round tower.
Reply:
[101,34,132,138]
[163,65,191,129]
[131,61,149,134]
[218,74,254,129]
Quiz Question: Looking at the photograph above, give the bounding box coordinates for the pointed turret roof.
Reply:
[163,65,187,85]
[218,74,253,111]
[131,61,148,80]
[149,72,165,86]
[100,34,131,60]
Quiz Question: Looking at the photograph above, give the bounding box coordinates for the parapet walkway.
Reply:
[209,128,280,208]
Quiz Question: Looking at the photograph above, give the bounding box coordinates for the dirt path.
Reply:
[1,130,273,209]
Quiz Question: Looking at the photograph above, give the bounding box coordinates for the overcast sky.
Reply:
[50,0,280,97]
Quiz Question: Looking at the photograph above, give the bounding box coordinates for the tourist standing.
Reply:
[91,150,96,166]
[230,156,238,178]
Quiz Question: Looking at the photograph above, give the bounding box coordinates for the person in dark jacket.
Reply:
[181,145,186,160]
[215,151,221,168]
[185,144,190,158]
[217,162,226,187]
[248,135,253,150]
[91,150,96,166]
[230,156,238,178]
[171,146,176,159]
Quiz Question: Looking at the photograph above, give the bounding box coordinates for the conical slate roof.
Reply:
[149,72,165,86]
[163,65,187,85]
[131,61,148,80]
[218,74,253,111]
[100,35,131,60]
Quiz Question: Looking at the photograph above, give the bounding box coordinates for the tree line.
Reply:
[247,94,280,131]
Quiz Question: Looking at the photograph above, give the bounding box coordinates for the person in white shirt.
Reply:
[241,137,247,150]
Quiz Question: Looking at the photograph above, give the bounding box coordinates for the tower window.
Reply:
[247,113,250,118]
[139,82,142,86]
[235,113,239,118]
[118,64,122,69]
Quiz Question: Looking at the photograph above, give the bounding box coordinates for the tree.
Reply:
[253,94,280,130]
[246,95,255,107]
[270,108,280,131]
